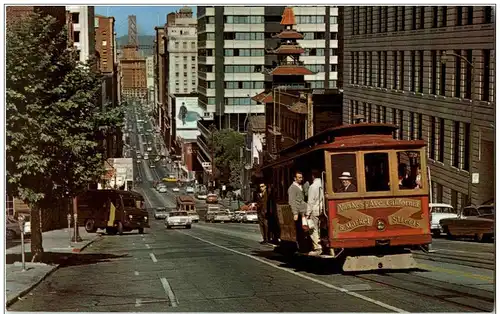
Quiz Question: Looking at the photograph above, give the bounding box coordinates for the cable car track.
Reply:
[353,271,493,312]
[412,250,494,270]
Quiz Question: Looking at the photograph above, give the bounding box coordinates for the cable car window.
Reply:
[397,151,423,190]
[331,154,358,193]
[364,152,390,192]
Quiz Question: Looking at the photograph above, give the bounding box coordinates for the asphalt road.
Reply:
[7,104,494,312]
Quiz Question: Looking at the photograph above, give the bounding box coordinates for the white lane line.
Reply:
[134,271,139,276]
[145,244,151,249]
[160,277,178,307]
[183,233,407,313]
[141,186,155,208]
[135,298,142,307]
[149,253,158,263]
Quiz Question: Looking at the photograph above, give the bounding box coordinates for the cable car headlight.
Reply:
[376,219,386,231]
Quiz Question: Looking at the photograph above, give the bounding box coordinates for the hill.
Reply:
[116,35,155,57]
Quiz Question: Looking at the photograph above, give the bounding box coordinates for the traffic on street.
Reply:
[7,101,494,313]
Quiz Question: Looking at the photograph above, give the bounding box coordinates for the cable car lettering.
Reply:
[390,215,421,228]
[337,200,364,213]
[337,216,373,232]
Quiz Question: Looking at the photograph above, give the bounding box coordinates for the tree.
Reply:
[6,12,123,259]
[210,128,245,189]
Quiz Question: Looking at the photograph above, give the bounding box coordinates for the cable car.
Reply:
[262,119,431,272]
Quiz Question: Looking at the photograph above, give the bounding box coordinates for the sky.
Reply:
[95,6,196,37]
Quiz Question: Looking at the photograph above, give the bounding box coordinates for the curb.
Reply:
[6,234,101,308]
[6,264,59,308]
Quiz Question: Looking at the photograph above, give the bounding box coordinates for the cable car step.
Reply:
[294,252,337,259]
[342,253,417,272]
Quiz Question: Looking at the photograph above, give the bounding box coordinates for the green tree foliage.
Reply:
[6,12,123,258]
[210,128,245,189]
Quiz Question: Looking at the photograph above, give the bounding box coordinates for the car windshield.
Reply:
[123,198,138,208]
[155,208,166,212]
[170,212,188,217]
[478,206,494,216]
[431,206,455,214]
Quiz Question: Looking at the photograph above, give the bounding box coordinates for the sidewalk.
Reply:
[6,227,101,307]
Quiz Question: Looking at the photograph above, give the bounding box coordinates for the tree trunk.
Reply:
[30,204,44,261]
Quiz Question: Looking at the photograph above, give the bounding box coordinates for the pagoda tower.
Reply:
[267,7,314,88]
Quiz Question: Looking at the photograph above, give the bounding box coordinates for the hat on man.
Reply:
[339,172,353,180]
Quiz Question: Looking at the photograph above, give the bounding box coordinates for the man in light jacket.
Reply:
[306,169,324,256]
[288,171,307,222]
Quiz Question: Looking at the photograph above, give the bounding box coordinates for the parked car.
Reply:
[440,205,494,242]
[154,208,168,220]
[429,203,459,237]
[243,211,258,223]
[188,211,200,223]
[165,211,192,229]
[6,217,22,240]
[22,215,31,236]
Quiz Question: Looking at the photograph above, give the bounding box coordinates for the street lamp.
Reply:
[441,51,475,205]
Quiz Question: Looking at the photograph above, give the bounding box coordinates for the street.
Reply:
[7,103,494,312]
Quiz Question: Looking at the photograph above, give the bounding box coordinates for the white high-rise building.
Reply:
[66,6,95,63]
[146,55,155,104]
[167,7,198,95]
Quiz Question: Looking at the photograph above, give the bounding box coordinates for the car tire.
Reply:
[85,219,97,233]
[443,226,454,239]
[166,225,172,229]
[138,228,144,234]
[106,227,117,235]
[432,230,440,237]
[186,225,191,229]
[117,222,124,235]
[6,229,16,240]
[474,233,484,242]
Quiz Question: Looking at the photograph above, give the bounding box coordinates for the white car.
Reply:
[144,154,149,160]
[147,147,152,152]
[172,187,180,192]
[165,211,192,229]
[430,203,458,236]
[197,194,207,200]
[186,186,194,193]
[243,211,258,223]
[188,211,200,223]
[158,186,168,193]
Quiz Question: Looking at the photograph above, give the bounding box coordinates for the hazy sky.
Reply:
[95,6,196,37]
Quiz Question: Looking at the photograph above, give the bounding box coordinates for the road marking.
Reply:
[160,277,178,307]
[145,244,150,249]
[419,263,493,282]
[135,298,142,307]
[149,253,158,263]
[134,271,139,276]
[183,233,407,313]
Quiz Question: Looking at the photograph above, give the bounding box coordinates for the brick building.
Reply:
[343,6,495,207]
[120,45,148,101]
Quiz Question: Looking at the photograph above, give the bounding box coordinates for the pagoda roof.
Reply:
[270,45,305,55]
[281,7,296,26]
[273,30,303,39]
[251,90,308,115]
[270,65,314,76]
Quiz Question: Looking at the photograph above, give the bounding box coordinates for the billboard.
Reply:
[175,96,203,130]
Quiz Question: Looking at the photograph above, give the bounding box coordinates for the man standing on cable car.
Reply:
[306,169,324,256]
[288,171,307,222]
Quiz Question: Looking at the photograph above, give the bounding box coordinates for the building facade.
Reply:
[120,45,148,101]
[343,6,495,207]
[95,15,115,73]
[197,6,341,132]
[146,55,155,104]
[66,6,95,62]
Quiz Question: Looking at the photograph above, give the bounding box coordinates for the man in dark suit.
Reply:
[337,172,357,192]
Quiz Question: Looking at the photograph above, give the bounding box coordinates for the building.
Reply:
[146,55,155,105]
[343,6,495,207]
[120,45,148,101]
[66,6,95,62]
[242,115,266,200]
[154,26,168,148]
[196,6,341,132]
[95,15,115,73]
[166,7,198,95]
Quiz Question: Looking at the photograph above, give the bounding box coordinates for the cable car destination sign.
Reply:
[334,198,424,233]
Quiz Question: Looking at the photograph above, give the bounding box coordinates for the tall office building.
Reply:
[343,6,495,206]
[197,6,340,132]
